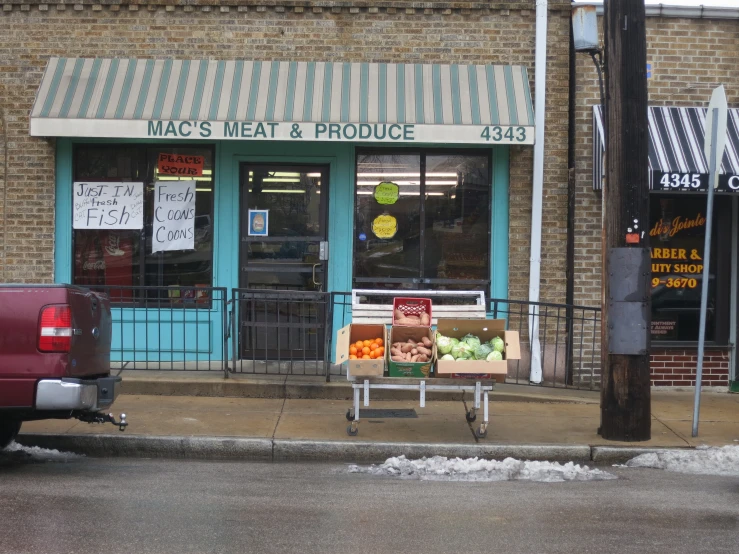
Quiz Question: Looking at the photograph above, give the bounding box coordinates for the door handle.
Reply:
[312,264,322,290]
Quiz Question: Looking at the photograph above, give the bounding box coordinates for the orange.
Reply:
[355,341,364,349]
[362,346,371,355]
[349,354,358,360]
[369,342,379,351]
[377,346,384,356]
[375,338,383,346]
[349,346,358,355]
[362,355,371,360]
[363,340,371,347]
[369,351,377,359]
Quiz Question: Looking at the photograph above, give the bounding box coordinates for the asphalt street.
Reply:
[0,452,737,554]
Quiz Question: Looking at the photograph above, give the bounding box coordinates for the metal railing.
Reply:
[93,285,229,374]
[489,299,601,389]
[88,285,601,388]
[230,288,330,376]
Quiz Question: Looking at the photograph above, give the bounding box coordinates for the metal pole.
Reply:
[692,107,719,437]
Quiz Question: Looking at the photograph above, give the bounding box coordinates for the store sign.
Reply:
[651,319,678,340]
[30,118,535,145]
[157,153,204,177]
[73,182,144,230]
[374,182,399,205]
[651,171,739,193]
[371,214,398,239]
[152,181,196,253]
[248,209,269,237]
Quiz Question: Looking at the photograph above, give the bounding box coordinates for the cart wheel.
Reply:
[346,409,354,421]
[465,410,477,423]
[346,424,359,437]
[475,426,488,439]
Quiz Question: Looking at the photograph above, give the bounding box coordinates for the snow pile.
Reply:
[2,441,84,462]
[349,455,617,482]
[626,445,739,476]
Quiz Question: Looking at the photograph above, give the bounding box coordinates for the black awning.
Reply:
[593,105,739,192]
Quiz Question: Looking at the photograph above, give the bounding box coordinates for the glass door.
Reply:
[239,164,328,360]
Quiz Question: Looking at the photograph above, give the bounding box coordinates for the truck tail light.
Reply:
[38,305,73,353]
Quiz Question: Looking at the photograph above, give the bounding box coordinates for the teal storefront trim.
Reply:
[54,139,509,361]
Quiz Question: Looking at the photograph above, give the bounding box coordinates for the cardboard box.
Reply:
[387,326,434,378]
[434,319,520,383]
[334,323,387,379]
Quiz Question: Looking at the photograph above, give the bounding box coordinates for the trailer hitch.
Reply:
[77,412,128,432]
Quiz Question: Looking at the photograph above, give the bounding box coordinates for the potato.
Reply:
[406,352,412,361]
[410,355,420,362]
[420,313,430,326]
[394,309,405,320]
[390,347,404,358]
[417,354,428,363]
[411,348,418,356]
[400,343,414,353]
[416,346,431,357]
[421,336,432,348]
[391,356,407,362]
[404,316,421,325]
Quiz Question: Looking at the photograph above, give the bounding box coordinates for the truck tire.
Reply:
[0,418,21,449]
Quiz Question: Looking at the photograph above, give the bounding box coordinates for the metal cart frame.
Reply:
[346,378,493,439]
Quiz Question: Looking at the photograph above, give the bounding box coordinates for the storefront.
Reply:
[592,105,739,387]
[32,57,535,363]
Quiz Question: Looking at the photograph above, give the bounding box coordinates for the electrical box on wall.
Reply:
[572,5,600,52]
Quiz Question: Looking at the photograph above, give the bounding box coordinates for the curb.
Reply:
[15,432,674,464]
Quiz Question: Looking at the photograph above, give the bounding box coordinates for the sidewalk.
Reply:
[17,374,739,463]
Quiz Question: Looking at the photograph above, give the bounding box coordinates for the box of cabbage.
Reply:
[434,319,520,381]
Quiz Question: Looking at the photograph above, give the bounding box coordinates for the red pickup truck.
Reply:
[0,284,126,448]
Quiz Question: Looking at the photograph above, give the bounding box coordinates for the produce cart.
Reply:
[345,377,493,438]
[337,290,516,440]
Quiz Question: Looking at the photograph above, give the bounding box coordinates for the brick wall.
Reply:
[651,348,731,387]
[0,0,571,309]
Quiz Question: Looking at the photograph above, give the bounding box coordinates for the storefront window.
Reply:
[650,195,723,342]
[72,145,214,302]
[353,151,490,294]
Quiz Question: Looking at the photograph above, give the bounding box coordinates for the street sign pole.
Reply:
[693,86,728,437]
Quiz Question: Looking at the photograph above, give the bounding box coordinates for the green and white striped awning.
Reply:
[31,58,535,145]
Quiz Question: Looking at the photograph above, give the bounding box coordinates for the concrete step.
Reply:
[117,370,600,404]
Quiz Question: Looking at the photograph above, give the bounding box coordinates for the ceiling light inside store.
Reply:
[357,172,457,178]
[357,181,457,186]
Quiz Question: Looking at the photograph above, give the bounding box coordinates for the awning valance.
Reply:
[593,105,739,192]
[30,58,535,145]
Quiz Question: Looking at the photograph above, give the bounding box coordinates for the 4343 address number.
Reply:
[480,126,528,143]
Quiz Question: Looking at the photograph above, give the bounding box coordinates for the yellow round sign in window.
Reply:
[371,214,398,239]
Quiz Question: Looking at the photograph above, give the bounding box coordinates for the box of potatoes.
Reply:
[387,326,435,378]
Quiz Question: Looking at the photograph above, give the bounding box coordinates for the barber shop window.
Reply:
[72,144,215,303]
[649,195,730,343]
[353,150,491,294]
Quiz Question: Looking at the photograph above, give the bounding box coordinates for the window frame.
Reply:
[649,191,731,347]
[352,147,493,296]
[70,143,217,305]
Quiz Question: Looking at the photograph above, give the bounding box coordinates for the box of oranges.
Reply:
[334,323,388,378]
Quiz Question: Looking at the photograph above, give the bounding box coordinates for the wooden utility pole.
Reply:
[600,0,651,441]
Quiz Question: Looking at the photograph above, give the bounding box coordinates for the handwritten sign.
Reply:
[371,214,398,239]
[374,182,399,205]
[152,181,196,253]
[157,153,204,177]
[73,182,144,230]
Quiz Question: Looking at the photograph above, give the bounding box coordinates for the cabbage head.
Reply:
[450,337,460,348]
[486,351,503,362]
[490,336,505,353]
[436,333,454,355]
[440,354,455,361]
[451,342,472,360]
[462,334,481,350]
[473,343,493,361]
